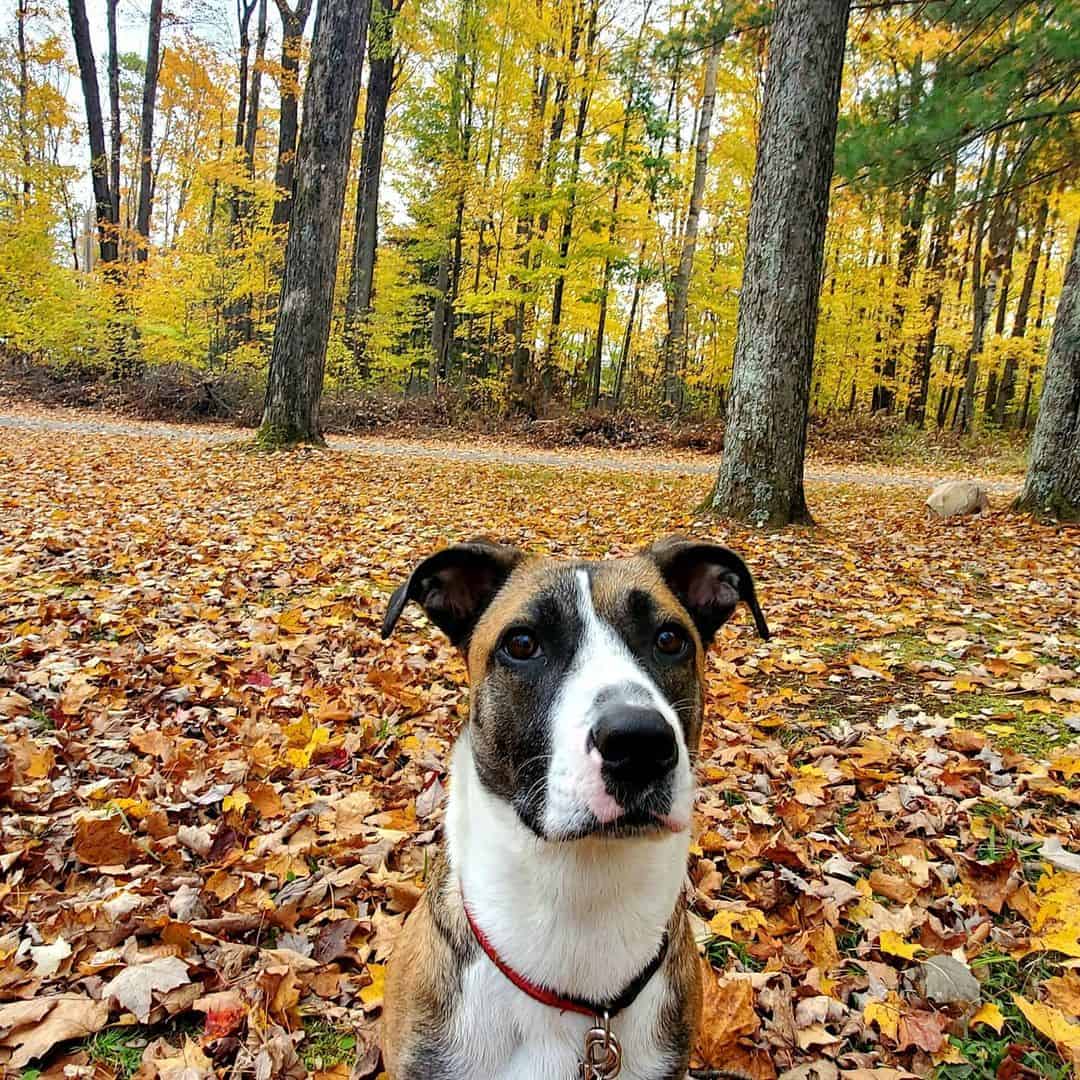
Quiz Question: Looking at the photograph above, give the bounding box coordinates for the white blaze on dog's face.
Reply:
[382,536,769,842]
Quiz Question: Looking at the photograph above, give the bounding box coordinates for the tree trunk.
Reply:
[955,135,1004,432]
[135,0,164,261]
[68,0,117,264]
[1012,197,1049,340]
[544,0,599,377]
[106,0,121,233]
[230,0,258,230]
[510,53,551,395]
[878,170,928,413]
[1015,222,1080,518]
[244,0,268,177]
[662,36,722,406]
[994,197,1049,427]
[906,158,954,425]
[16,0,32,197]
[271,0,314,227]
[345,0,398,360]
[709,0,850,526]
[431,0,474,384]
[258,0,372,446]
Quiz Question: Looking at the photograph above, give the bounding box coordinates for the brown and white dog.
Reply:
[379,536,769,1080]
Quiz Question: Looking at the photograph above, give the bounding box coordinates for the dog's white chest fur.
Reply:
[444,960,676,1079]
[444,741,689,1080]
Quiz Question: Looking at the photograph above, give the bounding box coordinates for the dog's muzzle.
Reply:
[588,704,677,797]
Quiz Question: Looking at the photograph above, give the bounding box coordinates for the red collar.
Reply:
[462,898,670,1019]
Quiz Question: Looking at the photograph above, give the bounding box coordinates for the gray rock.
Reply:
[926,480,990,518]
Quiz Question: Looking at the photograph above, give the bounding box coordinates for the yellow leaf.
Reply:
[972,1001,1005,1033]
[1012,995,1080,1055]
[879,930,921,960]
[106,798,152,819]
[1050,755,1080,780]
[709,908,767,939]
[223,791,251,814]
[360,963,385,1008]
[864,992,902,1041]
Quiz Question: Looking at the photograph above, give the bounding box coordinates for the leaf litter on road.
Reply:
[1,426,1079,1079]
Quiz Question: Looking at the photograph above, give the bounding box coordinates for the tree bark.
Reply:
[344,0,399,357]
[258,0,372,446]
[135,0,164,260]
[662,36,721,406]
[68,0,117,264]
[271,0,314,227]
[1015,221,1080,519]
[709,0,850,526]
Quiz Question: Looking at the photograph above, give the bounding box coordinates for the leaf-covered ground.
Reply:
[1,422,1079,1080]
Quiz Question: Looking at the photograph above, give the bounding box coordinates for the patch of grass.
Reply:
[974,825,1042,866]
[882,629,938,665]
[705,937,763,973]
[28,705,53,730]
[935,951,1071,1079]
[951,697,1073,757]
[85,1028,147,1080]
[301,1018,357,1072]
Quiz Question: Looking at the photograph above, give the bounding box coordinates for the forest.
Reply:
[1,0,1076,443]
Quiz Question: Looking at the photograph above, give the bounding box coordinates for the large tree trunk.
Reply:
[68,0,117,264]
[906,158,954,426]
[1014,222,1080,519]
[258,0,372,446]
[344,0,398,360]
[662,36,721,406]
[271,0,314,227]
[709,0,850,526]
[135,0,164,261]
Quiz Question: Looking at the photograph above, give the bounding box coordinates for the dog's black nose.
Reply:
[589,706,677,787]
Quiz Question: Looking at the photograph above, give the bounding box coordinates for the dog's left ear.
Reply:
[647,535,770,642]
[381,538,524,646]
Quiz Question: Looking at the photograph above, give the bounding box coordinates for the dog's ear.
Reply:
[647,535,770,642]
[382,539,524,645]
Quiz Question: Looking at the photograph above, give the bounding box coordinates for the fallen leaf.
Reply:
[0,995,109,1067]
[103,956,191,1023]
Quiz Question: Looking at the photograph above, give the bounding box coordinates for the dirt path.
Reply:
[0,408,1022,493]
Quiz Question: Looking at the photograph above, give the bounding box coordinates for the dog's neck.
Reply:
[445,733,690,1003]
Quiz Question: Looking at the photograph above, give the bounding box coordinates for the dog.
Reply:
[379,536,769,1080]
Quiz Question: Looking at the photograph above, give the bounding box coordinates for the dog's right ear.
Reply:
[381,539,524,646]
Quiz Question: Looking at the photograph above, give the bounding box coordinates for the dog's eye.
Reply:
[501,628,540,661]
[655,625,689,657]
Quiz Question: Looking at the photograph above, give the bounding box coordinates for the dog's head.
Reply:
[382,536,768,842]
